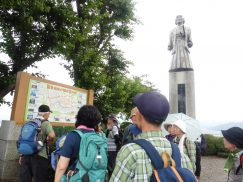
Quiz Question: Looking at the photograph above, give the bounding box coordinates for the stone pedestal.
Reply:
[0,120,21,181]
[169,70,196,118]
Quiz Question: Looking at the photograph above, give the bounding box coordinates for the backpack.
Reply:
[199,134,207,155]
[117,126,124,150]
[51,133,67,170]
[132,139,197,182]
[61,130,108,182]
[122,124,141,145]
[194,142,201,177]
[114,125,123,145]
[236,153,243,175]
[16,120,43,155]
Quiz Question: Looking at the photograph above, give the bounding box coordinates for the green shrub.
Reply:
[48,126,74,152]
[53,126,75,137]
[204,134,228,157]
[204,134,218,155]
[120,122,132,131]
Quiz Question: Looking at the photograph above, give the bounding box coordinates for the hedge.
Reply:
[204,134,228,157]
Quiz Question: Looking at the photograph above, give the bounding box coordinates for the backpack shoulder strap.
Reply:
[183,137,190,155]
[72,129,85,138]
[239,152,243,168]
[236,152,243,174]
[170,142,182,168]
[131,139,164,169]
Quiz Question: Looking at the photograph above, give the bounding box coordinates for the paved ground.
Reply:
[200,156,227,182]
[0,156,228,182]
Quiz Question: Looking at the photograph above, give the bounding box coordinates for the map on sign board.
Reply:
[25,79,87,123]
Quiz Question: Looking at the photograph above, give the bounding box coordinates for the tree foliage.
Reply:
[94,47,154,118]
[0,0,75,103]
[61,0,138,88]
[0,0,156,118]
[58,0,152,118]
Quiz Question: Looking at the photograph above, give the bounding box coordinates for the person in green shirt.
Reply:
[110,91,193,182]
[18,105,55,182]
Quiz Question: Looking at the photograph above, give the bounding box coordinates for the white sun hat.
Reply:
[173,119,186,133]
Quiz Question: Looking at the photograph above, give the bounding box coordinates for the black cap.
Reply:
[221,127,243,149]
[133,91,169,124]
[38,105,52,113]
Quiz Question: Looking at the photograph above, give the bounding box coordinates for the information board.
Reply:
[11,72,93,126]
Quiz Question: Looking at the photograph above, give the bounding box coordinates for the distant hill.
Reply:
[201,128,222,136]
[210,122,243,131]
[200,121,243,136]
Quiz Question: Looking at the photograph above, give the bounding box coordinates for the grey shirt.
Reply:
[107,125,119,152]
[227,151,243,182]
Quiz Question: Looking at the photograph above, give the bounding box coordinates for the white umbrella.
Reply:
[162,113,202,141]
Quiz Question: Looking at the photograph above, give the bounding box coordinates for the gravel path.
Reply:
[200,156,228,182]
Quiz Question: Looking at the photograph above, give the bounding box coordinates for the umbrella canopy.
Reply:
[162,113,202,141]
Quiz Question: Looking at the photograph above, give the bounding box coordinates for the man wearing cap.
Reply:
[18,104,55,182]
[109,91,193,181]
[222,127,243,182]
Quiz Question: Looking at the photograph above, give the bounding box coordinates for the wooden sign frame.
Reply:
[11,72,93,126]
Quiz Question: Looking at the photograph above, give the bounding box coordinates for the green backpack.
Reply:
[62,130,108,182]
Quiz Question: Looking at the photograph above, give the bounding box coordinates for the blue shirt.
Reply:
[60,129,93,167]
[165,134,175,142]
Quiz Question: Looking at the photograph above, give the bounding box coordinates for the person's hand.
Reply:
[67,170,75,176]
[107,123,112,130]
[47,136,54,145]
[19,156,22,165]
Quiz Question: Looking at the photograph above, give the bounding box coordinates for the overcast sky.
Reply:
[1,0,243,127]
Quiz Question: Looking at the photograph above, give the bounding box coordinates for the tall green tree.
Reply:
[61,0,138,88]
[0,0,155,117]
[60,0,148,117]
[93,47,154,118]
[0,0,76,103]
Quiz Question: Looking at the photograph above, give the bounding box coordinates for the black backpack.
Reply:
[116,125,123,150]
[200,134,207,155]
[184,138,201,177]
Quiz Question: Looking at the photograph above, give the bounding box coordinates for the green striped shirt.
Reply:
[109,131,193,182]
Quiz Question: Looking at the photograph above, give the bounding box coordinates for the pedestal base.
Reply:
[169,71,196,118]
[0,120,21,181]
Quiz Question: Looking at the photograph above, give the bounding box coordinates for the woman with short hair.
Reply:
[173,120,196,173]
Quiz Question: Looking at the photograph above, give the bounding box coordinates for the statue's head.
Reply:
[175,15,185,26]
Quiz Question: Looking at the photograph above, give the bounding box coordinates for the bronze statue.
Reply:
[168,15,193,71]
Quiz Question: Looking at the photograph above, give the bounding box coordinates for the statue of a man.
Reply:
[168,15,193,71]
